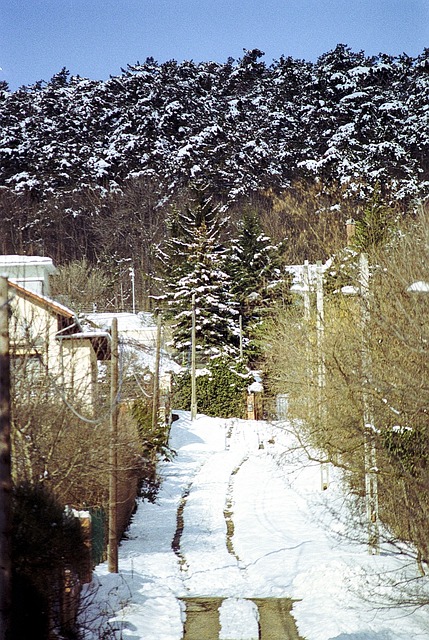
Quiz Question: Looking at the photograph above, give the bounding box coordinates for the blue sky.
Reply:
[1,0,428,90]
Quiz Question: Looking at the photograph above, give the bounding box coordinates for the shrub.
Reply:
[172,356,250,418]
[131,399,174,502]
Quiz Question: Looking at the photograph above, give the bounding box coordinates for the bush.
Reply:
[172,356,250,418]
[131,399,174,502]
[50,257,112,313]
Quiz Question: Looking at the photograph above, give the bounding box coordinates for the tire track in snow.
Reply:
[172,420,272,594]
[224,455,249,567]
[171,459,209,578]
[171,481,192,573]
[177,447,252,594]
[232,451,318,589]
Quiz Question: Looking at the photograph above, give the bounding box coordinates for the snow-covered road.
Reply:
[82,412,429,639]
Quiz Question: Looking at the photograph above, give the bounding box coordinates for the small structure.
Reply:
[83,312,157,347]
[247,378,263,420]
[84,311,180,399]
[82,312,180,438]
[0,254,57,295]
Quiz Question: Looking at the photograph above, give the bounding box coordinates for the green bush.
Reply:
[382,425,429,476]
[172,356,250,418]
[131,399,175,502]
[131,399,171,460]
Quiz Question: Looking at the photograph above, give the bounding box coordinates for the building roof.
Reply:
[84,311,156,332]
[0,255,57,274]
[8,280,76,319]
[9,281,114,359]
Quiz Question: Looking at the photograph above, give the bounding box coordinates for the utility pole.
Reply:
[316,262,329,491]
[0,276,11,639]
[302,260,312,411]
[359,253,379,554]
[239,315,243,360]
[190,294,197,421]
[152,313,162,430]
[129,267,136,314]
[108,318,119,573]
[302,260,311,323]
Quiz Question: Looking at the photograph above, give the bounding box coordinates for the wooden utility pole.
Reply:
[0,276,11,639]
[152,313,162,430]
[190,294,197,421]
[108,318,119,573]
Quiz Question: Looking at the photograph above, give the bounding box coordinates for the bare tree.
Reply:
[50,257,112,313]
[261,180,352,263]
[263,198,429,582]
[8,299,143,510]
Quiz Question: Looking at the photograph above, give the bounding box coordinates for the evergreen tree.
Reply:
[226,210,288,364]
[161,193,239,362]
[2,48,429,261]
[352,184,397,255]
[227,210,286,325]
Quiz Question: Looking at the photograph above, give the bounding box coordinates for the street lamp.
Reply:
[129,267,136,314]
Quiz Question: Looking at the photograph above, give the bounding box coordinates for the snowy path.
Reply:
[82,412,429,640]
[179,448,249,594]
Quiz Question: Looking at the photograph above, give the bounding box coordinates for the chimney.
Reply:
[346,218,356,245]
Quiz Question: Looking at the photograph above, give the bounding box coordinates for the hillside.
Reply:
[1,44,428,310]
[1,45,428,203]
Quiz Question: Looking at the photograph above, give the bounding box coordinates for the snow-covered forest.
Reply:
[2,45,429,200]
[1,45,429,269]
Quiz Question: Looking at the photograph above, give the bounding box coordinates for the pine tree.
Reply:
[227,210,285,325]
[2,48,429,262]
[352,184,397,255]
[160,192,239,362]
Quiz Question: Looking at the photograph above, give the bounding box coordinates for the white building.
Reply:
[8,280,105,410]
[0,254,57,296]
